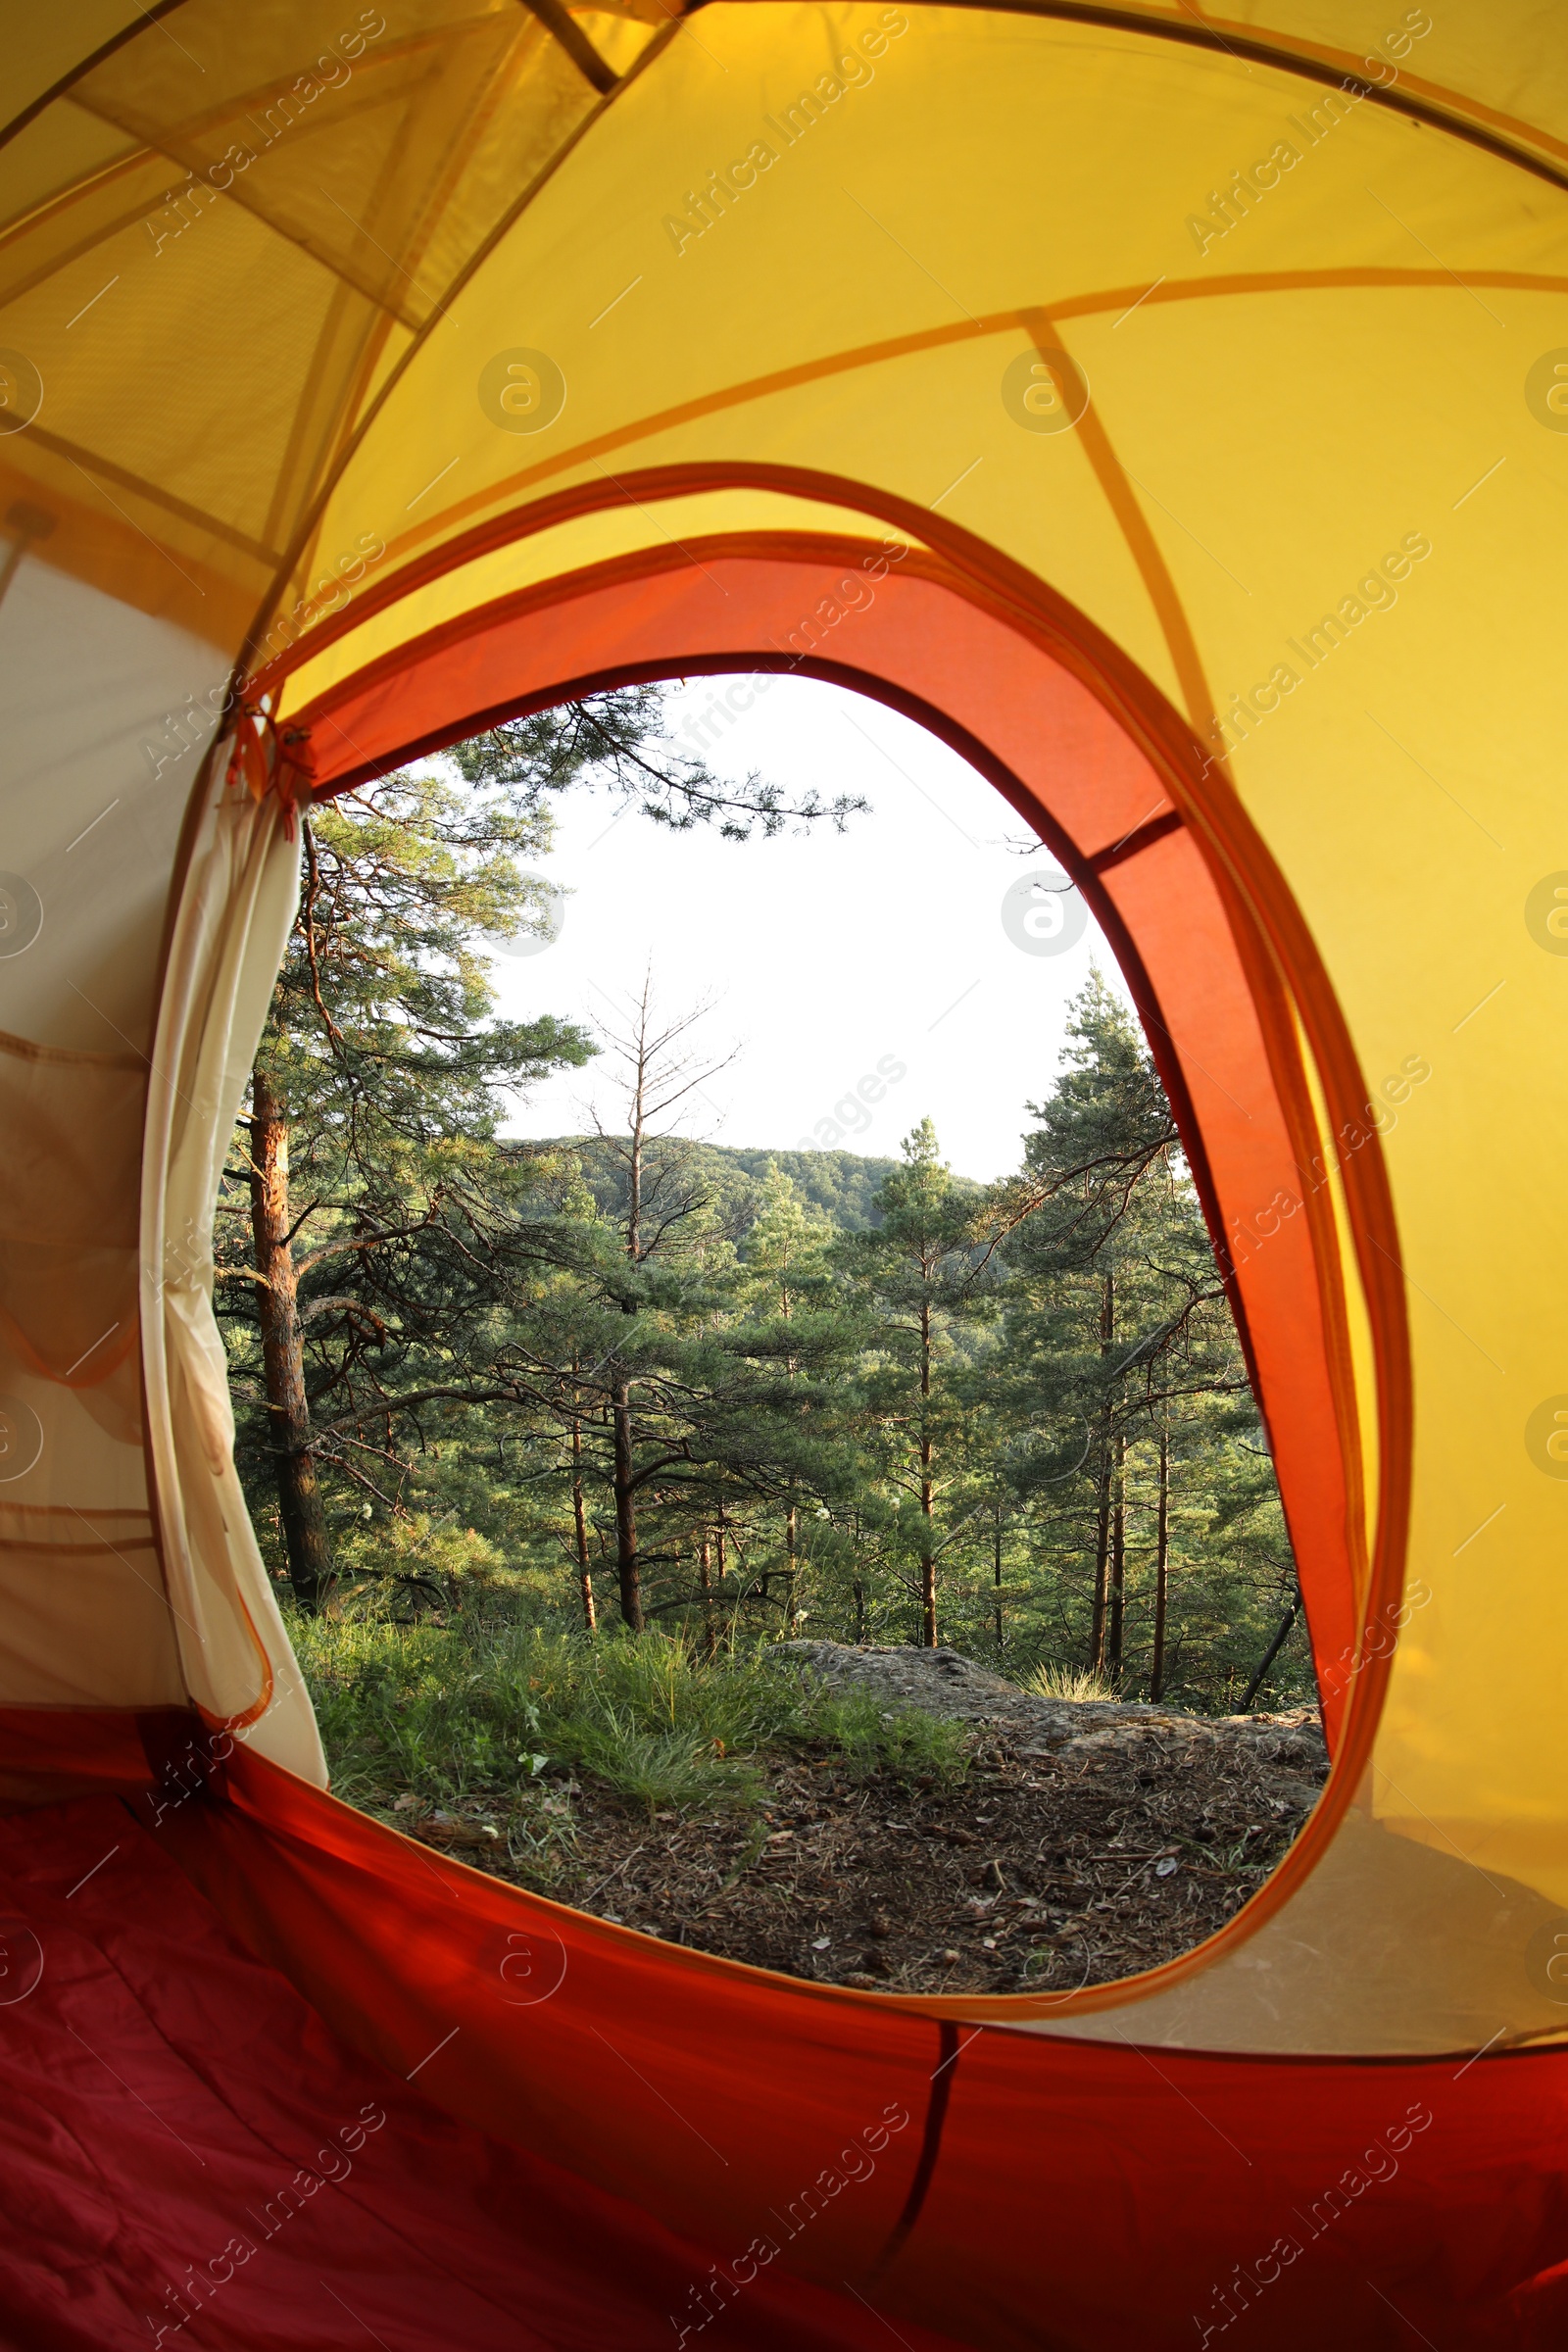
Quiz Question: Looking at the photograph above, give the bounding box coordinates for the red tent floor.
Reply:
[0,1794,956,2352]
[6,1754,1568,2351]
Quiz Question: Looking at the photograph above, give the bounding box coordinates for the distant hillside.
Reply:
[529,1138,900,1231]
[701,1145,980,1225]
[710,1147,899,1230]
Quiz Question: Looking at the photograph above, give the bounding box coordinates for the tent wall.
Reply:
[0,559,208,1711]
[0,552,318,1765]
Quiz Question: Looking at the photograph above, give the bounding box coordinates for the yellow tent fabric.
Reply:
[2,14,1568,2323]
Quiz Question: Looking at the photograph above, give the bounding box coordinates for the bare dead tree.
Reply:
[588,971,738,1632]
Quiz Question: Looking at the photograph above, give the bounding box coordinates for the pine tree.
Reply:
[851,1118,993,1647]
[221,689,860,1610]
[221,760,591,1606]
[996,973,1277,1693]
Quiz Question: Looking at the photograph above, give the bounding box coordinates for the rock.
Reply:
[776,1640,1326,1772]
[418,1817,500,1850]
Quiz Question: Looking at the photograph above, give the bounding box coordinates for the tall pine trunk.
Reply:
[1243,1589,1301,1710]
[569,1409,596,1634]
[1089,1272,1115,1671]
[249,1069,332,1609]
[993,1496,1005,1652]
[1107,1429,1126,1678]
[1090,1455,1112,1673]
[612,1053,646,1631]
[1151,1416,1170,1699]
[698,1533,716,1658]
[918,1295,937,1646]
[611,1371,642,1630]
[784,1499,800,1632]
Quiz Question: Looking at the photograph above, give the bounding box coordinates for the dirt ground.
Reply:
[385,1643,1329,1994]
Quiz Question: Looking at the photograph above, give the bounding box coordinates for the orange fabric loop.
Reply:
[223,703,317,837]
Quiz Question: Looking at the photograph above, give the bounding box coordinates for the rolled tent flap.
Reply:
[140,776,325,1780]
[1,1,1567,2343]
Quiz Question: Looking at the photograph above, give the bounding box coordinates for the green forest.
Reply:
[218,688,1311,1717]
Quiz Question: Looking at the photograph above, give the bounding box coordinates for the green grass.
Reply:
[289,1602,970,1825]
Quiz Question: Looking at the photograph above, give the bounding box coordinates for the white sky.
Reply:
[485,674,1125,1182]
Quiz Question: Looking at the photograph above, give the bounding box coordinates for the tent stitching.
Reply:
[337,267,1568,596]
[691,0,1568,188]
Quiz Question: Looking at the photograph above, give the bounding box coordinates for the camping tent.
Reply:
[1,1,1567,2341]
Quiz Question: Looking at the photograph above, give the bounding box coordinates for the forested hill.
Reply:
[713,1146,904,1228]
[535,1138,904,1230]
